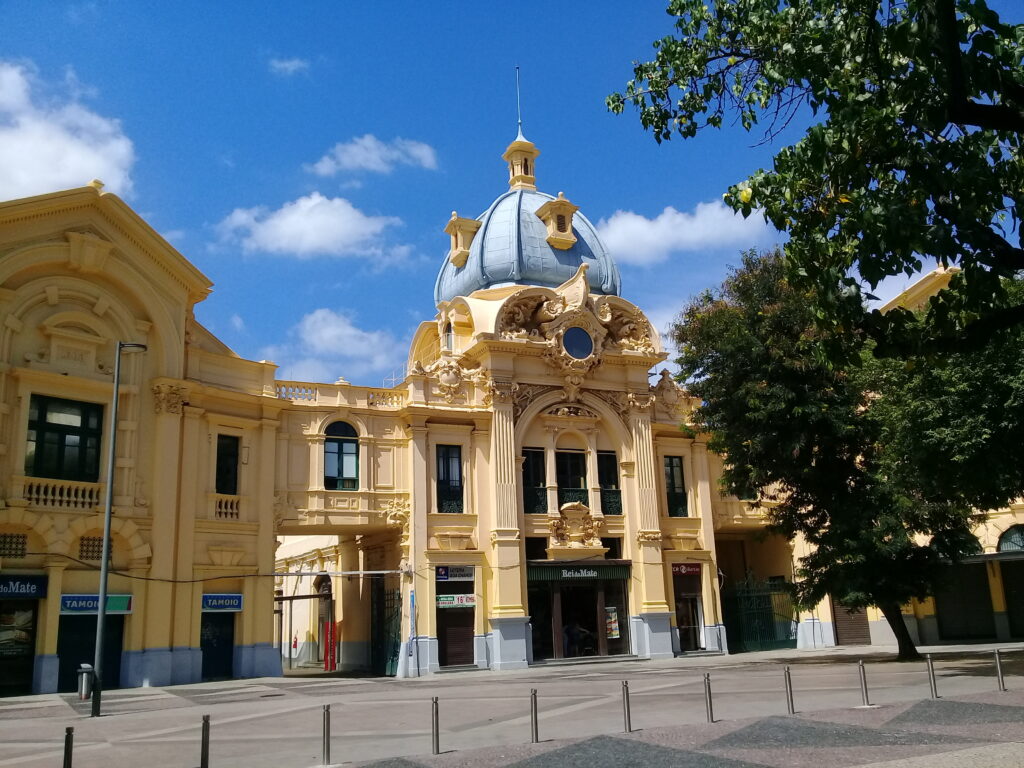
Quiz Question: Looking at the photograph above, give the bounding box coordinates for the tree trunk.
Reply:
[879,601,922,661]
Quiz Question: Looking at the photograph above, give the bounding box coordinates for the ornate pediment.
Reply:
[548,500,605,550]
[493,265,660,400]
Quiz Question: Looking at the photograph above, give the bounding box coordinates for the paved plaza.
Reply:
[0,645,1022,767]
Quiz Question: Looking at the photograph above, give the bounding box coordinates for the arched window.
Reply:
[442,322,454,351]
[324,422,358,490]
[998,525,1024,552]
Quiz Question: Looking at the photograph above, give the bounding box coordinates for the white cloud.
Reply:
[596,200,773,266]
[229,314,245,332]
[0,61,135,200]
[268,57,310,76]
[217,192,403,258]
[265,309,405,384]
[308,134,438,176]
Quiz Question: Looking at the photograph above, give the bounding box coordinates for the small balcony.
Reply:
[211,493,242,520]
[666,490,688,518]
[522,487,547,515]
[600,488,623,515]
[436,485,464,514]
[557,487,589,508]
[10,476,103,512]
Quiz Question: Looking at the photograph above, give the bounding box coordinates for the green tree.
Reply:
[610,0,1024,361]
[672,249,1012,659]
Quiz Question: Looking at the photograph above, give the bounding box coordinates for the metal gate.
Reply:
[370,578,401,676]
[721,584,797,653]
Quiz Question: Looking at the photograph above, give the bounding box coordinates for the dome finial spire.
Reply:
[515,66,525,140]
[504,68,540,189]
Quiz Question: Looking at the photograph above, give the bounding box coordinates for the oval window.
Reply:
[563,327,594,359]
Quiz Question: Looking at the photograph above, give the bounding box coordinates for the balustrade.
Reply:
[13,476,103,511]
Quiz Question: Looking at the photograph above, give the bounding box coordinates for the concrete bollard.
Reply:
[858,660,871,707]
[200,714,210,768]
[704,672,715,723]
[63,726,74,768]
[926,654,939,699]
[431,697,440,756]
[322,704,331,766]
[530,689,539,743]
[784,665,795,715]
[621,680,632,733]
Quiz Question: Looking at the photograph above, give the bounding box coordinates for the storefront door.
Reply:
[56,614,124,692]
[527,563,630,662]
[0,599,38,696]
[200,612,235,680]
[435,565,475,667]
[672,564,704,652]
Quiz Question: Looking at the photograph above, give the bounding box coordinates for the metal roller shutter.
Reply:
[830,597,871,646]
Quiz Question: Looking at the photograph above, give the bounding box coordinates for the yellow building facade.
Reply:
[3,136,1022,696]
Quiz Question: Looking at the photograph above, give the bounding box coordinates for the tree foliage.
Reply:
[672,250,1024,658]
[611,0,1024,360]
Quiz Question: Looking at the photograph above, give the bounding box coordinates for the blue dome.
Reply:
[434,188,621,305]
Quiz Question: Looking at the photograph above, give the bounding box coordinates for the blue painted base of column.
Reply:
[702,624,728,653]
[629,613,675,659]
[474,634,489,670]
[32,654,59,694]
[489,617,529,671]
[170,647,201,684]
[338,641,369,672]
[233,644,255,678]
[251,643,282,677]
[121,648,173,688]
[796,618,835,649]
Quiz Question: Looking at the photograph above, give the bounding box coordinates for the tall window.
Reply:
[442,323,454,351]
[25,395,103,481]
[215,435,240,495]
[325,422,358,490]
[522,448,546,514]
[436,444,463,513]
[556,450,588,507]
[664,456,688,517]
[597,451,622,515]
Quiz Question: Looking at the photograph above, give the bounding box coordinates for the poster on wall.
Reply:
[605,606,620,639]
[0,603,35,658]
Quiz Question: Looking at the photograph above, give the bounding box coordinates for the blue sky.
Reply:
[2,2,1017,385]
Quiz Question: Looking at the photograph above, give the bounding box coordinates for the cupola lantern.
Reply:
[501,129,540,190]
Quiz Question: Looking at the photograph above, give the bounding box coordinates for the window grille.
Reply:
[0,533,27,558]
[79,536,105,561]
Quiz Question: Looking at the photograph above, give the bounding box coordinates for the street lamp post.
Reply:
[92,341,147,718]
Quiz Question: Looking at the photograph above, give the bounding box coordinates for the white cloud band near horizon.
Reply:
[597,200,774,266]
[308,134,438,176]
[0,61,135,200]
[217,192,405,259]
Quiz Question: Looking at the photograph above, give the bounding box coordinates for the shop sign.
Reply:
[0,574,47,599]
[672,563,702,576]
[436,594,476,608]
[202,593,243,612]
[561,567,599,579]
[435,566,474,582]
[527,564,631,582]
[60,594,133,614]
